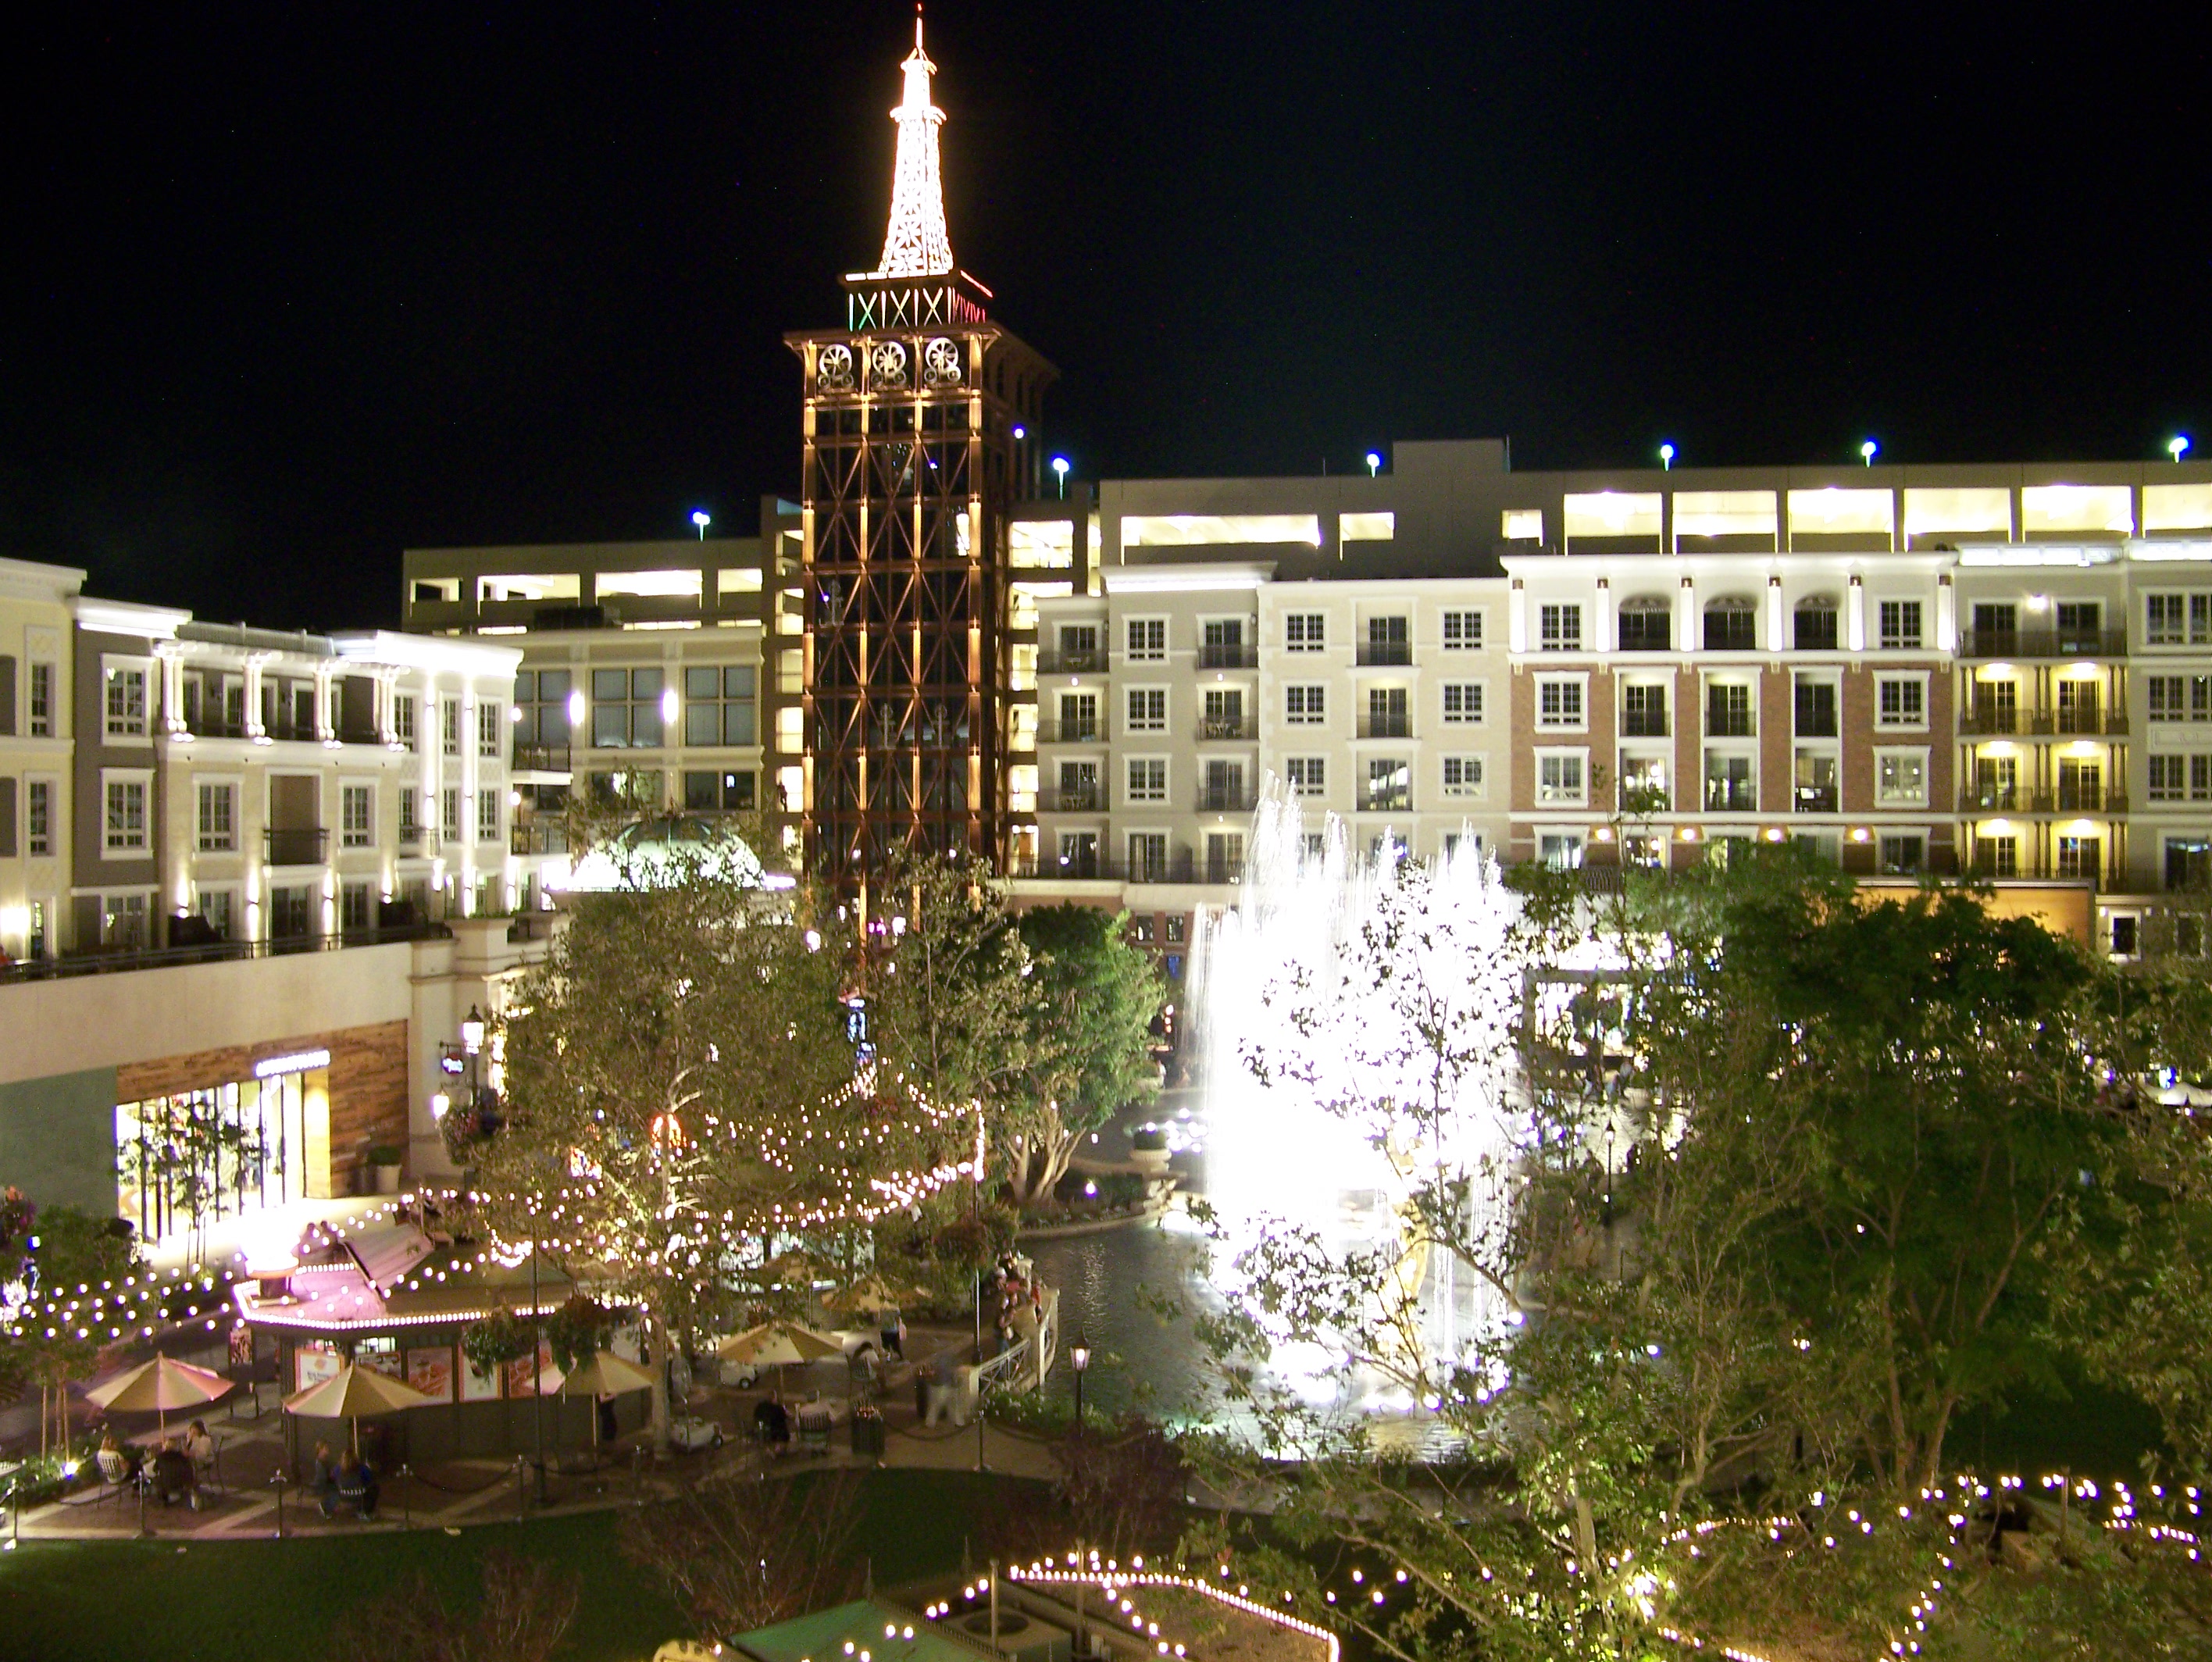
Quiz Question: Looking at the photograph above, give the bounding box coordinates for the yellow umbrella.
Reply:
[284,1362,437,1458]
[558,1350,656,1455]
[715,1319,841,1392]
[823,1273,926,1315]
[86,1355,234,1439]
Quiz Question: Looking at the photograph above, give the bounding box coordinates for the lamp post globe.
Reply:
[2172,436,2192,462]
[1051,456,1070,499]
[1069,1332,1091,1432]
[1659,442,1675,470]
[1861,440,1879,466]
[690,508,712,540]
[1365,451,1382,477]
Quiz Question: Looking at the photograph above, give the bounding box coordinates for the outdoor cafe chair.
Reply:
[92,1448,138,1506]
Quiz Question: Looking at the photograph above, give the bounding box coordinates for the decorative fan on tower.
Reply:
[922,337,962,385]
[869,339,909,390]
[817,343,855,391]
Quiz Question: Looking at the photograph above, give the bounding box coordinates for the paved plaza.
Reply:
[8,1328,1062,1546]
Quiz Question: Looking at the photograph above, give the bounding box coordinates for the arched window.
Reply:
[1618,595,1671,651]
[1793,594,1839,651]
[1704,597,1757,651]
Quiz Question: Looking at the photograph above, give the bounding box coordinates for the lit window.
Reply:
[1537,752,1586,804]
[1875,752,1927,807]
[1442,756,1484,798]
[105,777,148,852]
[105,665,148,738]
[683,665,758,746]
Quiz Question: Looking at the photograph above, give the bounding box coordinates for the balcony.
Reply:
[1036,648,1105,675]
[1961,786,2023,812]
[1040,786,1102,813]
[1196,783,1257,813]
[1620,710,1670,738]
[1357,640,1413,667]
[1357,712,1414,739]
[1202,856,1247,885]
[1358,789,1411,813]
[1,918,448,986]
[1197,643,1258,670]
[514,743,573,772]
[1793,786,1839,814]
[1960,627,2128,659]
[1036,720,1105,745]
[511,822,571,856]
[2056,786,2128,814]
[264,828,329,866]
[1960,708,2128,738]
[1707,716,1756,739]
[1196,715,1258,742]
[1704,782,1757,811]
[1618,783,1671,813]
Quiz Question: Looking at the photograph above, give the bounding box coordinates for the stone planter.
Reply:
[372,1162,402,1195]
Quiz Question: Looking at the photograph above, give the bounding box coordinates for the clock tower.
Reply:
[787,16,1055,894]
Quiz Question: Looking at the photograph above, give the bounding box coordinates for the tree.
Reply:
[1181,849,2212,1660]
[475,829,969,1445]
[855,850,1040,1254]
[0,1200,144,1457]
[1004,906,1163,1210]
[338,1550,580,1662]
[619,1469,863,1636]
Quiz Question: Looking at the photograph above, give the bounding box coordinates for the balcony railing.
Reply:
[1040,786,1102,812]
[1960,708,2129,738]
[1620,711,1670,738]
[1036,720,1104,745]
[1707,714,1756,738]
[513,743,574,772]
[1960,787,2131,815]
[264,827,329,866]
[1036,648,1105,675]
[511,822,571,856]
[1196,784,1257,813]
[1357,713,1414,739]
[1203,857,1247,885]
[1358,790,1412,813]
[1357,640,1412,667]
[1196,715,1257,742]
[1197,643,1258,670]
[1793,786,1839,813]
[1960,627,2128,658]
[1704,782,1758,811]
[1,921,446,986]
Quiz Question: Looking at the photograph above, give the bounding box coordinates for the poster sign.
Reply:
[406,1347,455,1403]
[459,1350,501,1403]
[504,1339,554,1400]
[295,1343,343,1393]
[358,1345,404,1382]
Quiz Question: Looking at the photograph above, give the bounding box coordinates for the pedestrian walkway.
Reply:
[7,1361,1063,1545]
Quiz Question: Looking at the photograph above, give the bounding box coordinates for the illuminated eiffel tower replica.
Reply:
[787,15,1056,900]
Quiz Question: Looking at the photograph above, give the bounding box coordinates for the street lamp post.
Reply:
[1365,451,1382,477]
[1658,442,1675,471]
[691,509,712,540]
[2172,436,2192,463]
[1861,439,1879,467]
[1070,1332,1091,1434]
[1051,457,1070,499]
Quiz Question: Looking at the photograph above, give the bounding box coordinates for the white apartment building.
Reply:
[0,558,80,965]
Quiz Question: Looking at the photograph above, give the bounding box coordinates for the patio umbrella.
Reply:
[822,1273,926,1316]
[284,1362,437,1458]
[86,1355,235,1439]
[715,1319,842,1392]
[557,1350,656,1453]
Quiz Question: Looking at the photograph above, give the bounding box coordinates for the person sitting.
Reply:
[182,1419,216,1485]
[95,1428,141,1493]
[305,1440,337,1500]
[323,1453,378,1519]
[149,1439,199,1510]
[752,1393,790,1453]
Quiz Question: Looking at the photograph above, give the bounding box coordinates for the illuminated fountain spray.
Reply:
[1188,780,1529,1414]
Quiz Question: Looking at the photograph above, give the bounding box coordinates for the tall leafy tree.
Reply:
[476,833,967,1443]
[1005,905,1163,1209]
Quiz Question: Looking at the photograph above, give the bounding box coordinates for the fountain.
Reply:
[1186,781,1530,1418]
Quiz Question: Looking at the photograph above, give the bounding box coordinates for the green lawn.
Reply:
[0,1469,1044,1662]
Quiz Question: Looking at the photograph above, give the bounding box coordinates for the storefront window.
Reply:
[116,1058,330,1246]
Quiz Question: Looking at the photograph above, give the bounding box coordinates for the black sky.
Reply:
[4,3,2207,631]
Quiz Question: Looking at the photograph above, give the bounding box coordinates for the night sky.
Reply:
[5,4,2207,631]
